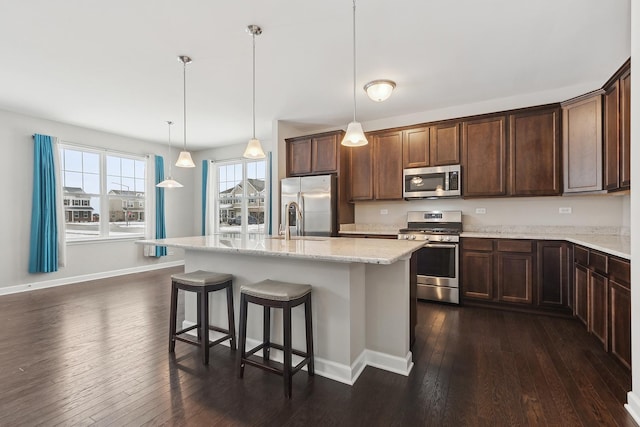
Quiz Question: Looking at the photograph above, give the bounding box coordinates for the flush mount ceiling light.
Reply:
[364,79,396,102]
[157,121,184,188]
[341,0,368,147]
[243,24,266,159]
[175,55,196,168]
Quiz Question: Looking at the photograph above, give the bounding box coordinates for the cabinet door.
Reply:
[462,250,493,300]
[496,252,533,304]
[537,241,569,308]
[430,123,460,166]
[620,70,631,189]
[349,142,373,200]
[562,95,603,193]
[312,134,339,173]
[462,116,507,197]
[373,131,404,200]
[574,264,588,326]
[610,280,631,369]
[402,127,429,168]
[509,108,561,196]
[588,270,608,350]
[603,80,620,191]
[287,139,312,176]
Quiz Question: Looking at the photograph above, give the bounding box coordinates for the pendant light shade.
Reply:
[157,121,184,188]
[364,79,396,102]
[342,0,368,147]
[175,55,196,168]
[243,25,266,159]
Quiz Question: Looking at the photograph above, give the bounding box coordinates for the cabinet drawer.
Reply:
[463,238,493,251]
[589,251,608,274]
[609,257,630,287]
[574,245,589,266]
[497,240,532,253]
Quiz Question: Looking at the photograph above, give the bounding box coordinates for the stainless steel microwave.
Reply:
[403,165,461,199]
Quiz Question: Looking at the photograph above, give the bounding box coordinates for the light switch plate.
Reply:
[380,209,388,215]
[475,208,486,214]
[559,207,572,214]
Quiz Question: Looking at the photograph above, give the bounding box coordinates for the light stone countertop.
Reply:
[339,223,402,236]
[461,232,630,260]
[137,234,424,265]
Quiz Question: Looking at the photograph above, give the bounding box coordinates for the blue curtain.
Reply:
[154,155,167,257]
[29,134,58,273]
[201,159,208,235]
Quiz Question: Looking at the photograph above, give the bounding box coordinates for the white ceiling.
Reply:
[0,0,630,149]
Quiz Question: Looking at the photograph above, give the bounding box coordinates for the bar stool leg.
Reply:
[201,290,210,365]
[304,294,314,376]
[263,306,271,361]
[283,303,292,398]
[238,293,248,378]
[226,282,236,350]
[196,292,202,342]
[169,282,179,353]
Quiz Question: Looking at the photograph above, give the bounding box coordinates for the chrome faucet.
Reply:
[283,201,302,240]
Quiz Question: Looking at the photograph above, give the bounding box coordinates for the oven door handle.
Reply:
[423,243,457,249]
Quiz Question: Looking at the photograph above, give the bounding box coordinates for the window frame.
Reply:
[59,142,147,243]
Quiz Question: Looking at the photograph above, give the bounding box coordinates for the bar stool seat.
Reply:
[169,270,236,365]
[238,279,314,398]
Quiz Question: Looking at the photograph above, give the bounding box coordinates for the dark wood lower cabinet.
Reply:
[537,241,569,308]
[610,280,631,369]
[588,270,608,349]
[574,264,589,326]
[496,252,533,303]
[461,250,493,300]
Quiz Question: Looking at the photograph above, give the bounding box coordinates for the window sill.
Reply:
[66,235,145,245]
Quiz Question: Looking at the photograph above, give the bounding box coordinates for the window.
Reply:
[213,158,267,234]
[59,144,146,241]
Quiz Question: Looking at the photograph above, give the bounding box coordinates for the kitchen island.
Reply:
[137,234,424,385]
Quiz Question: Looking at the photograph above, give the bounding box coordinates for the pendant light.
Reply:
[342,0,368,147]
[243,24,266,159]
[175,55,196,168]
[157,121,183,188]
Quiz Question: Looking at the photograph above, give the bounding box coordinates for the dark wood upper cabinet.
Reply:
[620,69,631,188]
[402,127,430,168]
[430,123,460,166]
[462,116,507,197]
[373,130,404,200]
[286,131,345,176]
[562,92,603,193]
[603,80,620,191]
[508,107,561,196]
[603,60,631,192]
[312,134,339,173]
[287,139,312,176]
[349,141,373,201]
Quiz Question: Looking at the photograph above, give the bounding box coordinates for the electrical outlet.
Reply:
[559,207,572,214]
[380,209,388,215]
[475,208,486,214]
[168,251,175,255]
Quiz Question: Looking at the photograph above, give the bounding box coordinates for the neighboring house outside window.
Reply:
[59,144,146,241]
[214,159,267,234]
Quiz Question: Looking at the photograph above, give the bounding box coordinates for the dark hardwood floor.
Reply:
[0,267,635,426]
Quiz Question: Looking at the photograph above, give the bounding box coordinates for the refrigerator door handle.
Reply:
[298,192,304,236]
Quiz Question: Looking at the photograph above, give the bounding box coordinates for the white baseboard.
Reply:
[625,391,640,425]
[0,260,185,296]
[181,320,413,386]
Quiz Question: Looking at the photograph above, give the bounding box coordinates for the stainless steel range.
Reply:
[398,211,462,304]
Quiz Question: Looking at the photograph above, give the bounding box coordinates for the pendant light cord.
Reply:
[252,32,256,139]
[167,121,173,177]
[352,0,357,122]
[183,61,187,151]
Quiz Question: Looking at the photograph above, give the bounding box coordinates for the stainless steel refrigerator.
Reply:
[280,174,337,237]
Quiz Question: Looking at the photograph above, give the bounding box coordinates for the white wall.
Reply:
[627,0,640,420]
[354,194,627,230]
[0,108,194,292]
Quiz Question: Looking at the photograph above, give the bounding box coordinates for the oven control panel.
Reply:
[397,234,459,243]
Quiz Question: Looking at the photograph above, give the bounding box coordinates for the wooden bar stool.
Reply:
[237,279,314,398]
[169,270,236,365]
